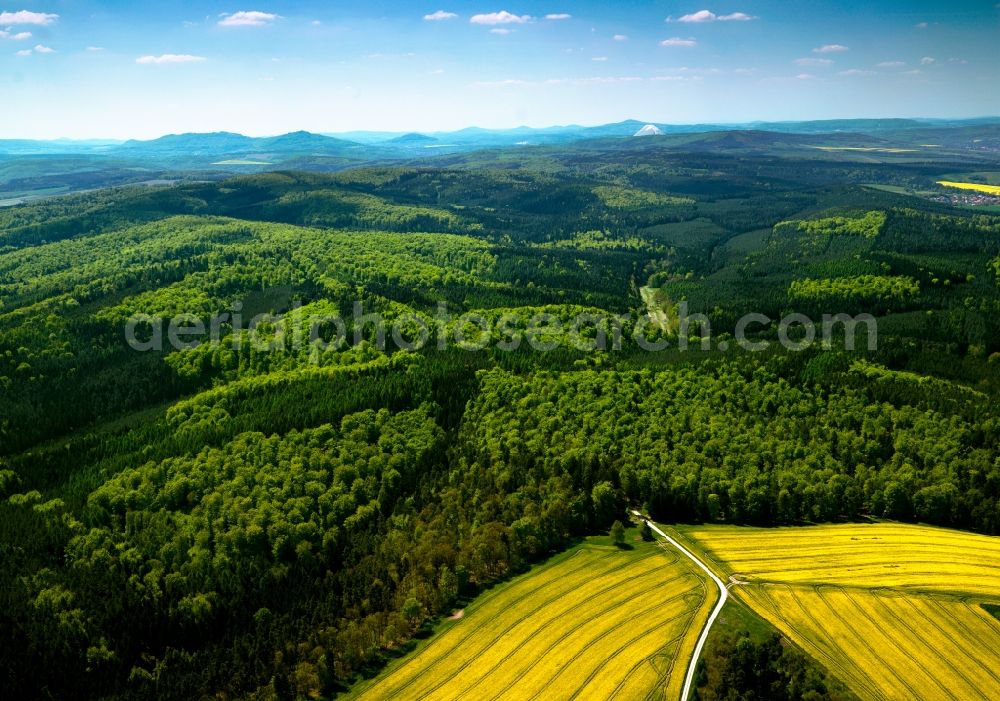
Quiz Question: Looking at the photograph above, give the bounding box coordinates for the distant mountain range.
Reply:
[2,117,1000,205]
[4,116,1000,158]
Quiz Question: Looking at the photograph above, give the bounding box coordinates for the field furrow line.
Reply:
[812,585,923,701]
[515,584,700,701]
[406,553,672,700]
[362,549,631,698]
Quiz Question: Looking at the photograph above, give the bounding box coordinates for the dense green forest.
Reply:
[2,141,1000,698]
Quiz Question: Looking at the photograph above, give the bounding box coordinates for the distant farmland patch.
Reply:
[811,146,919,153]
[211,159,272,165]
[347,537,714,701]
[937,180,1000,196]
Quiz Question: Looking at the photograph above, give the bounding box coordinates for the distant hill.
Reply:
[119,131,256,155]
[386,133,439,145]
[256,130,360,152]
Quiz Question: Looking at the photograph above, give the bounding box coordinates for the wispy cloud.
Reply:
[16,43,54,55]
[795,57,833,67]
[660,37,698,47]
[86,46,105,52]
[796,73,814,80]
[875,60,905,68]
[136,54,206,64]
[0,29,32,40]
[839,68,875,76]
[470,11,532,25]
[920,56,935,65]
[545,13,571,21]
[218,11,280,27]
[469,78,528,87]
[424,10,458,21]
[613,34,628,41]
[567,76,642,84]
[592,56,608,61]
[489,28,514,35]
[670,10,757,23]
[0,10,58,25]
[661,66,721,76]
[814,44,848,53]
[915,22,928,29]
[471,75,643,88]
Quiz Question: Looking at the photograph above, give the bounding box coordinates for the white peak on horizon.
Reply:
[634,124,665,136]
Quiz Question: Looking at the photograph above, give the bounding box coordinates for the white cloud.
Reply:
[0,10,58,25]
[574,76,641,84]
[795,57,833,66]
[311,20,322,26]
[0,29,32,40]
[218,11,280,27]
[671,10,756,23]
[472,75,643,88]
[136,54,206,64]
[876,60,905,68]
[948,57,968,64]
[613,34,628,41]
[469,78,528,87]
[667,66,721,75]
[796,73,814,80]
[660,37,697,47]
[33,43,54,53]
[14,48,30,56]
[424,10,458,21]
[592,56,607,61]
[547,76,643,85]
[839,68,875,76]
[915,22,928,29]
[470,11,532,25]
[490,28,514,35]
[652,74,704,82]
[86,46,104,52]
[546,13,571,20]
[920,56,935,65]
[814,44,848,53]
[903,69,922,75]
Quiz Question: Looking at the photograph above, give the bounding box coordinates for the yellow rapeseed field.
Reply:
[346,539,713,701]
[937,180,1000,195]
[678,523,1000,701]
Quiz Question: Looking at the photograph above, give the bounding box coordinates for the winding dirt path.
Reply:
[632,511,728,701]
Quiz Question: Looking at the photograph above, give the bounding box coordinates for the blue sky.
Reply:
[2,1,999,138]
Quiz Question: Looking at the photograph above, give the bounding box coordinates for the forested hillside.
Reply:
[2,142,1000,698]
